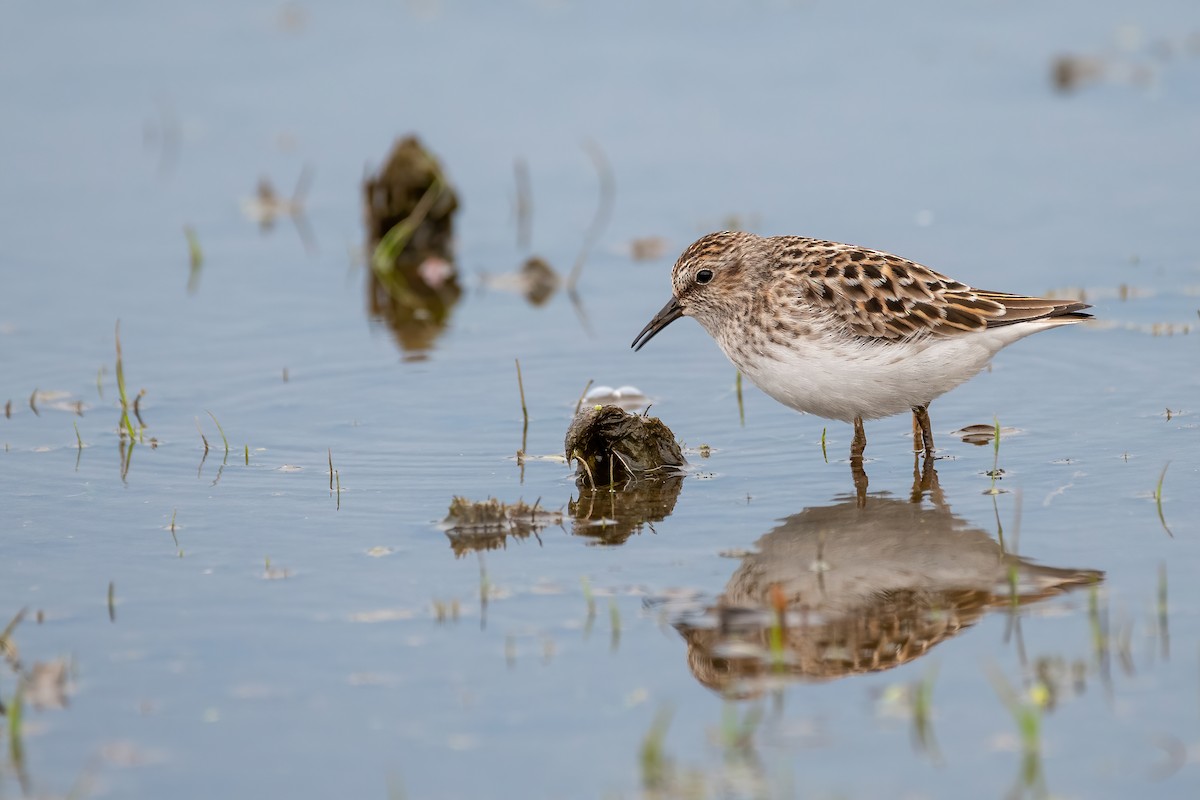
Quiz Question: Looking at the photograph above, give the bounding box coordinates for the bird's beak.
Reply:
[631,296,684,351]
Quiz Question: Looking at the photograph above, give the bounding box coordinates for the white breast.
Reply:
[716,323,1054,423]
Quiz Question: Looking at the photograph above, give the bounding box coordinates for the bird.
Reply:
[631,231,1092,460]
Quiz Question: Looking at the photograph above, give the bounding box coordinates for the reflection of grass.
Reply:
[73,420,83,470]
[639,706,674,792]
[719,702,763,754]
[735,370,745,426]
[768,584,787,670]
[581,577,596,630]
[170,508,182,557]
[196,417,210,453]
[1157,563,1169,659]
[911,665,941,762]
[609,598,621,652]
[988,667,1048,798]
[184,225,203,293]
[1087,584,1106,654]
[8,680,25,773]
[984,416,1002,495]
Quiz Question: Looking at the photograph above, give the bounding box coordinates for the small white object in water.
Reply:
[583,384,649,411]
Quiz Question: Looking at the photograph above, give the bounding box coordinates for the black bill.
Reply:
[631,296,684,351]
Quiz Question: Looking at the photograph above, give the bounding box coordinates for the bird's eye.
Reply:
[695,269,714,285]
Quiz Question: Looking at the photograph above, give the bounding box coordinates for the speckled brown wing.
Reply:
[786,239,1090,340]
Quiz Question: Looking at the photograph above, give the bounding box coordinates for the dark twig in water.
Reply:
[145,98,181,177]
[514,157,532,251]
[74,421,83,470]
[107,581,116,623]
[289,165,318,255]
[1,608,27,670]
[564,140,614,334]
[195,417,209,453]
[567,140,614,292]
[133,390,146,428]
[328,448,334,491]
[119,437,135,483]
[515,359,529,449]
[28,388,38,417]
[184,225,204,293]
[169,508,181,555]
[574,379,594,416]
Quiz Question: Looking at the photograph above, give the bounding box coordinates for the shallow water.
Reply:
[2,1,1199,797]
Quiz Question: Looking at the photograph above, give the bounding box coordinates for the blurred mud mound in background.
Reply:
[364,135,461,356]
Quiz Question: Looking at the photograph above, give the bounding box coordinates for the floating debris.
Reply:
[1049,25,1200,94]
[565,404,685,486]
[1051,55,1106,93]
[953,423,1021,446]
[241,167,316,252]
[364,135,460,356]
[348,609,415,624]
[624,236,668,262]
[481,256,561,306]
[582,385,649,412]
[440,497,563,557]
[25,659,71,710]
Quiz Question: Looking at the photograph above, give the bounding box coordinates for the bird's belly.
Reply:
[724,335,995,423]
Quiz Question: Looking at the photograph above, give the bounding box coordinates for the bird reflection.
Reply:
[671,460,1102,697]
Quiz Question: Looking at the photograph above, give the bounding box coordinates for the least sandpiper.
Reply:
[631,231,1091,459]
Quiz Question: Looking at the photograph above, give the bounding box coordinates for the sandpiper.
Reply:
[632,231,1091,460]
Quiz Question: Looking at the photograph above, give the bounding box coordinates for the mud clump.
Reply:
[564,404,685,485]
[363,135,461,355]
